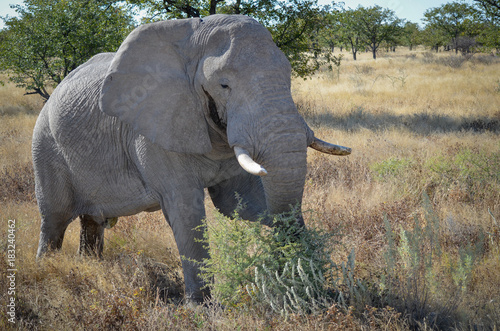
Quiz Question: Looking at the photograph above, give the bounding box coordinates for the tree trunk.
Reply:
[209,0,218,15]
[163,0,200,17]
[351,37,357,60]
[234,0,241,14]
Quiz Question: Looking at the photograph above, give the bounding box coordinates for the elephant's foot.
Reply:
[37,233,65,258]
[79,215,105,258]
[37,214,72,258]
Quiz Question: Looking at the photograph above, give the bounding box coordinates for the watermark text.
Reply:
[6,219,16,324]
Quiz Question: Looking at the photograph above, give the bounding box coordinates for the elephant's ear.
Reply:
[99,19,211,154]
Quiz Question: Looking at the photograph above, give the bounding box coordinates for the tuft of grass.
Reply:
[0,74,43,116]
[0,163,35,203]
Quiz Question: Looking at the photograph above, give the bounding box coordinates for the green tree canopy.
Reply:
[474,0,500,50]
[334,7,363,60]
[315,10,345,53]
[401,22,421,51]
[474,0,500,19]
[0,0,134,100]
[423,1,479,54]
[421,24,449,52]
[354,5,404,59]
[330,5,403,60]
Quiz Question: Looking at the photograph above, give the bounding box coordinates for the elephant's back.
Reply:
[33,53,115,153]
[32,53,157,217]
[39,53,117,147]
[47,53,115,120]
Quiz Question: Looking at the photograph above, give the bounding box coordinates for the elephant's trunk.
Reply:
[229,84,351,226]
[260,138,307,228]
[233,142,306,226]
[240,110,309,225]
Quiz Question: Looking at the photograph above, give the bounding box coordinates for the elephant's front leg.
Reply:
[161,186,209,303]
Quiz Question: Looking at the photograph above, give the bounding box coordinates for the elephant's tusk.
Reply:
[234,147,268,176]
[309,137,352,156]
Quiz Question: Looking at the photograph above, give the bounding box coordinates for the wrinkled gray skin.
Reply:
[33,15,315,302]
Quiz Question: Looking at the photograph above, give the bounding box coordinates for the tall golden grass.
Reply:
[0,50,499,329]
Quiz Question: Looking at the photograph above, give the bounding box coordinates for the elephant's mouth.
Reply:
[203,88,227,132]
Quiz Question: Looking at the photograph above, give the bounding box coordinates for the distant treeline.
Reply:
[1,0,499,99]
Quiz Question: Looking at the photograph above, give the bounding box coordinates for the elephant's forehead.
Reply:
[222,32,288,67]
[229,41,291,76]
[198,18,291,77]
[202,43,290,80]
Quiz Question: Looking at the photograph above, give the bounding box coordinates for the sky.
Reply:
[0,0,21,29]
[324,0,475,24]
[0,0,477,29]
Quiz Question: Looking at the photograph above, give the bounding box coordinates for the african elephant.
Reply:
[32,14,350,302]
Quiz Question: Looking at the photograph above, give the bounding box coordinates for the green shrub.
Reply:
[371,157,413,181]
[453,148,500,184]
[425,146,500,203]
[197,207,344,316]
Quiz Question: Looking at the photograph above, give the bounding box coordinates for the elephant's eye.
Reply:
[221,84,229,89]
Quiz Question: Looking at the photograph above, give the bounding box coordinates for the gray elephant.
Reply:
[32,14,350,302]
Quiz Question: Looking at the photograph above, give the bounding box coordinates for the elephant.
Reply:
[32,14,351,302]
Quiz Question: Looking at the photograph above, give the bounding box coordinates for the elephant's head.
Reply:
[99,15,350,222]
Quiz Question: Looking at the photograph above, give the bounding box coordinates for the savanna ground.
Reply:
[0,48,499,330]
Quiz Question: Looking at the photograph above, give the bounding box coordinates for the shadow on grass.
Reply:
[0,105,40,117]
[302,107,500,134]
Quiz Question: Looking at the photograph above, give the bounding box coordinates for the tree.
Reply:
[267,0,325,76]
[0,0,133,100]
[315,12,340,52]
[478,21,500,51]
[128,0,328,77]
[474,0,500,19]
[128,0,203,18]
[401,22,421,51]
[423,1,478,54]
[474,0,500,51]
[335,8,363,60]
[354,5,403,60]
[332,5,403,60]
[420,24,448,52]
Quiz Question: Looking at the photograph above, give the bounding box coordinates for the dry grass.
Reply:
[0,74,44,117]
[1,50,499,329]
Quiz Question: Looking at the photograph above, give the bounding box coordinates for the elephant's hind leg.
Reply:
[79,215,105,257]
